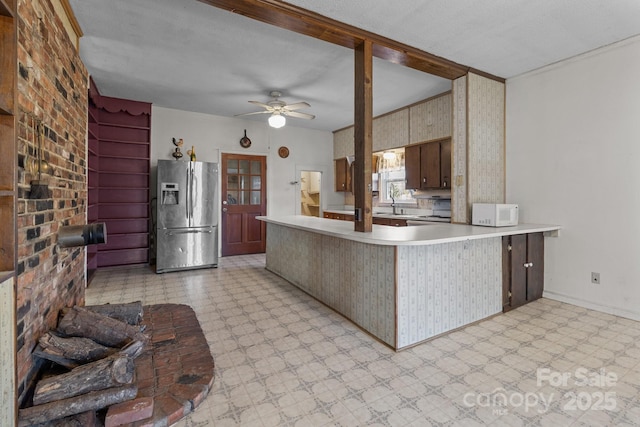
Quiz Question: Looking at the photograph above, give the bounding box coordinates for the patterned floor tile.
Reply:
[86,254,640,426]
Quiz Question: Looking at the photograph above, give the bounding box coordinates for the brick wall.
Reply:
[15,0,88,406]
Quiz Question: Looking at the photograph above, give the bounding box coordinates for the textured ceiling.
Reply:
[68,0,640,132]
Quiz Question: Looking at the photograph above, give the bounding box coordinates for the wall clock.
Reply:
[278,146,289,158]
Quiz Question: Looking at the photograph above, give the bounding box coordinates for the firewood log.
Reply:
[18,384,137,427]
[47,410,99,427]
[32,354,134,405]
[57,307,148,347]
[84,301,144,325]
[37,332,117,364]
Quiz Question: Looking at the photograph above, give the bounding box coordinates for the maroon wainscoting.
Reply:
[88,80,151,275]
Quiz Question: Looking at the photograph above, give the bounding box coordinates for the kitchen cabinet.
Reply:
[373,217,407,227]
[373,109,409,152]
[405,138,451,190]
[502,233,544,312]
[323,212,354,221]
[334,158,352,192]
[409,93,452,144]
[333,126,354,159]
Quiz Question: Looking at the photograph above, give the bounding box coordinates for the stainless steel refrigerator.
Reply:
[156,159,218,273]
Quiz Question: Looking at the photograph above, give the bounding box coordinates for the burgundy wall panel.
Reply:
[97,248,149,267]
[99,157,149,173]
[99,125,149,143]
[88,82,151,269]
[105,218,149,234]
[100,233,148,251]
[99,203,148,219]
[98,188,148,204]
[100,140,148,158]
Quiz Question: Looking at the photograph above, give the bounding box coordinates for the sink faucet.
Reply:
[391,196,397,215]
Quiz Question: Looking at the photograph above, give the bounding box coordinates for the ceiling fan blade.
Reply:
[248,101,272,109]
[234,111,271,117]
[283,102,310,111]
[284,110,315,120]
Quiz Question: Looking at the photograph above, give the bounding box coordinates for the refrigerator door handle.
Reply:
[166,229,214,236]
[186,168,191,219]
[189,166,195,220]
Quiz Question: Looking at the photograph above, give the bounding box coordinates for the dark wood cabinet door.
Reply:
[509,234,528,309]
[503,232,545,312]
[526,232,545,301]
[404,144,421,189]
[421,142,441,188]
[502,237,511,310]
[334,158,348,192]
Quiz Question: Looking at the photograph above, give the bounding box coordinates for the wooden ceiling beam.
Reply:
[198,0,505,82]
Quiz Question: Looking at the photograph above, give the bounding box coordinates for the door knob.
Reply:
[222,208,228,212]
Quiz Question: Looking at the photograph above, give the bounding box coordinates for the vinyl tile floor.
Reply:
[86,254,640,427]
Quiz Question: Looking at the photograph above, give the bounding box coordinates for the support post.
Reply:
[354,40,373,232]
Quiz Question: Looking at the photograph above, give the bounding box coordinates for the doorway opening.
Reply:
[300,170,321,217]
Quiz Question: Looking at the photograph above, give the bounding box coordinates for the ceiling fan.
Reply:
[235,91,315,128]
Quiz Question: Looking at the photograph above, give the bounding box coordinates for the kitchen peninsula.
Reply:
[258,215,560,350]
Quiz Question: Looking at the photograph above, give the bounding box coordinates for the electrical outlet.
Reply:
[591,272,600,284]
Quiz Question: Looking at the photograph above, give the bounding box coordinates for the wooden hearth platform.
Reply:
[130,304,215,426]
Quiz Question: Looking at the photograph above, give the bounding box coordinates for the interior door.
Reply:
[221,153,267,256]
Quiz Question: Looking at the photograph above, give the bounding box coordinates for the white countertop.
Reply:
[258,215,561,246]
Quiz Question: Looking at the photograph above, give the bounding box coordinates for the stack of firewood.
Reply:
[18,302,149,427]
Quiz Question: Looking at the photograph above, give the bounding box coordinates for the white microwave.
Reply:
[472,203,519,227]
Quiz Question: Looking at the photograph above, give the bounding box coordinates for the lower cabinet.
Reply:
[502,232,544,312]
[323,212,354,221]
[373,217,407,227]
[323,212,407,226]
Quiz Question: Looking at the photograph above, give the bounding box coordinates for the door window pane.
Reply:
[239,175,248,190]
[239,191,251,205]
[251,191,261,205]
[227,191,238,205]
[251,176,261,190]
[251,160,261,174]
[227,160,238,174]
[239,160,250,174]
[227,175,238,190]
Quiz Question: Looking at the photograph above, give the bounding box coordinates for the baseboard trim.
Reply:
[543,290,640,322]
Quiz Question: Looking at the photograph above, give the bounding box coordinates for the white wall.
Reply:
[506,35,640,320]
[150,105,342,217]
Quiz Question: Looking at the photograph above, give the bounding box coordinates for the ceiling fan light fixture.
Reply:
[268,113,286,128]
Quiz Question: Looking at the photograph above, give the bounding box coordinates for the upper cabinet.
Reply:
[334,157,352,192]
[333,126,354,160]
[405,138,451,190]
[333,91,451,159]
[409,92,452,144]
[373,109,409,152]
